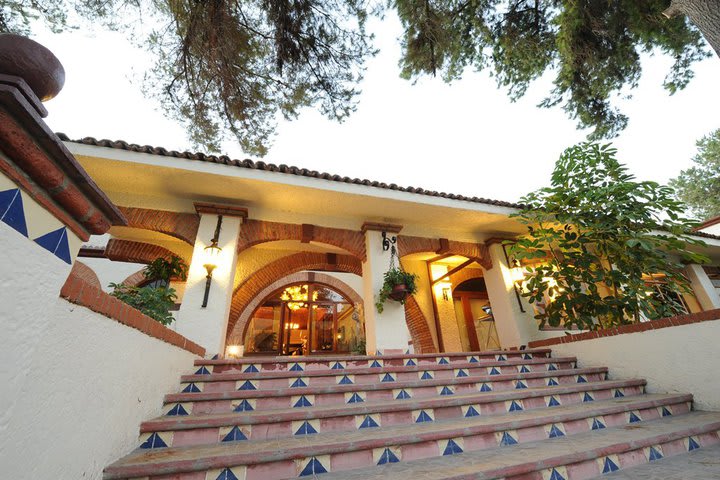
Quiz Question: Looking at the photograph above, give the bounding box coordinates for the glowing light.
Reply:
[280,284,319,310]
[226,345,241,358]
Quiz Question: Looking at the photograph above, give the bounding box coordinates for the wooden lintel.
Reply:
[431,258,474,286]
[361,222,403,234]
[326,253,338,265]
[77,247,106,258]
[426,252,453,264]
[436,238,450,254]
[194,202,248,220]
[301,224,314,243]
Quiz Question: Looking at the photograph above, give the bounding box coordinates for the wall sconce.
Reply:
[226,344,242,358]
[441,285,451,301]
[202,215,223,308]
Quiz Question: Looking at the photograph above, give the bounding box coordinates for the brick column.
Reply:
[175,204,245,356]
[686,264,720,310]
[361,223,411,354]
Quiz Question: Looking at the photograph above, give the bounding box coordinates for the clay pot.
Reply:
[388,283,409,302]
[0,34,65,101]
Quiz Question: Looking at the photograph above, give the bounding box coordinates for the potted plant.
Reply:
[143,255,188,287]
[375,267,419,313]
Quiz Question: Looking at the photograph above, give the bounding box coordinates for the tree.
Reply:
[663,0,720,57]
[508,142,707,331]
[2,1,717,155]
[670,128,720,221]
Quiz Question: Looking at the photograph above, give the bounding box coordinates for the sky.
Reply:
[33,12,720,205]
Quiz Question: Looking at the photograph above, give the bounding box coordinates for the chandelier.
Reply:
[280,285,319,310]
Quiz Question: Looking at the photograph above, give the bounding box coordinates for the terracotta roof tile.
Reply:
[57,134,522,210]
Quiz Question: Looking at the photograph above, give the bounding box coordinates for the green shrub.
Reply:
[109,283,177,325]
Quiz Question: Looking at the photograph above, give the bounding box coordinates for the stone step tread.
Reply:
[167,367,609,402]
[596,443,720,479]
[195,349,552,366]
[105,408,720,480]
[149,379,649,431]
[184,357,578,382]
[301,412,720,480]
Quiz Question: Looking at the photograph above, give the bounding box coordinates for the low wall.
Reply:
[1,273,203,479]
[529,309,720,411]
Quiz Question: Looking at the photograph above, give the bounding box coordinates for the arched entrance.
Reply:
[452,278,500,351]
[243,282,365,356]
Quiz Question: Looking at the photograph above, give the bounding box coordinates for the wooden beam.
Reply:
[361,222,403,234]
[436,238,450,254]
[426,252,453,264]
[431,258,474,286]
[301,224,314,243]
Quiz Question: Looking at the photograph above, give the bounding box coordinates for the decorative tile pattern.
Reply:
[292,395,314,408]
[420,371,434,380]
[297,456,330,476]
[293,420,319,435]
[439,386,455,396]
[660,406,673,417]
[374,447,401,465]
[455,368,469,378]
[34,226,72,264]
[598,455,620,474]
[380,373,396,383]
[220,426,248,442]
[356,414,381,429]
[206,467,245,480]
[0,188,28,236]
[547,377,559,386]
[497,430,519,446]
[506,400,524,412]
[232,399,256,412]
[488,367,501,375]
[195,366,212,375]
[583,392,594,403]
[437,357,450,365]
[139,432,170,449]
[243,364,259,373]
[547,363,558,371]
[517,365,531,373]
[369,359,383,368]
[289,362,305,372]
[478,382,493,392]
[165,403,190,416]
[345,392,365,404]
[546,396,561,407]
[331,361,346,370]
[463,405,481,418]
[413,409,434,423]
[394,388,412,400]
[237,380,258,391]
[542,466,567,480]
[440,438,464,456]
[523,353,533,360]
[613,388,625,398]
[181,382,202,393]
[628,411,642,423]
[404,358,417,367]
[467,355,479,363]
[495,354,507,361]
[589,417,606,430]
[515,380,528,389]
[290,377,308,388]
[545,423,565,438]
[645,445,664,461]
[337,374,355,385]
[576,375,588,383]
[686,436,701,451]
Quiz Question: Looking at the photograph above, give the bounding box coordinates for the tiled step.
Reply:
[163,367,609,415]
[145,379,649,447]
[196,349,553,374]
[596,442,720,479]
[105,395,699,479]
[180,357,579,393]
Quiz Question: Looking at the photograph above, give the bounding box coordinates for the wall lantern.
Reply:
[226,344,242,358]
[202,215,223,308]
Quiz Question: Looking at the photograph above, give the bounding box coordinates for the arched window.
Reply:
[244,283,364,356]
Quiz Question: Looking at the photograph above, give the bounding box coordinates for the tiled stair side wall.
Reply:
[534,315,720,410]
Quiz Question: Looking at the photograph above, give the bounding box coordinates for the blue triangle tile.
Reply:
[629,412,642,423]
[34,227,71,264]
[195,366,211,375]
[489,367,501,375]
[520,365,530,373]
[233,399,254,412]
[359,416,379,428]
[523,353,533,360]
[293,395,313,408]
[347,393,364,403]
[331,362,345,370]
[688,437,700,451]
[548,468,566,480]
[497,354,507,361]
[662,407,672,417]
[443,439,463,455]
[295,421,318,435]
[222,426,247,442]
[548,364,558,371]
[166,404,188,416]
[396,389,411,400]
[479,383,493,392]
[211,354,220,360]
[440,386,454,396]
[405,359,416,366]
[182,383,201,393]
[300,457,327,476]
[377,448,400,465]
[290,363,304,372]
[509,400,523,412]
[405,349,411,354]
[465,406,480,417]
[614,389,625,398]
[548,424,565,438]
[338,375,354,385]
[0,189,28,237]
[469,356,479,363]
[238,380,257,390]
[456,369,468,378]
[649,447,663,461]
[421,371,433,380]
[377,350,383,356]
[415,411,433,423]
[576,375,587,383]
[515,381,527,389]
[215,468,240,480]
[547,378,559,386]
[583,393,594,402]
[243,364,259,373]
[438,357,450,365]
[500,431,517,446]
[290,378,307,388]
[602,457,619,473]
[592,418,605,430]
[140,432,168,449]
[370,360,382,368]
[548,396,561,407]
[381,373,395,382]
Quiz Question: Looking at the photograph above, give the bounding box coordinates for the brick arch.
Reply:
[68,261,101,289]
[122,269,147,287]
[226,271,363,345]
[397,235,492,270]
[227,252,363,335]
[404,296,437,354]
[105,239,191,265]
[118,206,200,245]
[237,219,366,260]
[450,268,485,293]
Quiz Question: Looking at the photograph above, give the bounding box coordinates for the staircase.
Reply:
[104,349,720,479]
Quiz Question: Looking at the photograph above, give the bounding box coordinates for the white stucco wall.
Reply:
[80,256,147,292]
[0,297,197,480]
[548,319,720,411]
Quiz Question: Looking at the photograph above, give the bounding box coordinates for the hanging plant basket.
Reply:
[388,283,410,301]
[376,267,419,313]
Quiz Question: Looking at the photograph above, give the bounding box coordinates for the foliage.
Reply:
[109,283,177,325]
[508,142,708,330]
[670,128,720,221]
[143,255,189,284]
[394,0,709,140]
[375,267,419,313]
[350,338,367,355]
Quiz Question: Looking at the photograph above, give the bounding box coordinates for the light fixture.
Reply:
[280,284,318,310]
[226,344,241,358]
[202,215,223,308]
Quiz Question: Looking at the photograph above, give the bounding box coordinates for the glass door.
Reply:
[310,303,335,353]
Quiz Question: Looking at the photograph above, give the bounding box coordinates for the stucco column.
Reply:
[361,224,411,354]
[175,205,245,355]
[685,264,720,310]
[482,242,538,348]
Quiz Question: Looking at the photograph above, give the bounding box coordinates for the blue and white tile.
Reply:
[454,368,469,378]
[164,402,192,416]
[373,446,401,465]
[336,374,355,385]
[288,362,306,372]
[236,379,259,391]
[541,466,568,480]
[596,454,621,474]
[437,385,455,396]
[355,413,381,429]
[296,455,330,476]
[138,431,173,449]
[292,419,320,435]
[291,394,315,408]
[419,370,434,380]
[393,388,413,400]
[368,359,384,368]
[231,399,257,412]
[505,399,524,412]
[344,391,366,404]
[412,409,435,423]
[544,423,566,438]
[289,377,309,388]
[495,429,519,446]
[205,466,246,480]
[462,404,482,418]
[439,437,464,456]
[644,445,664,461]
[219,425,250,442]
